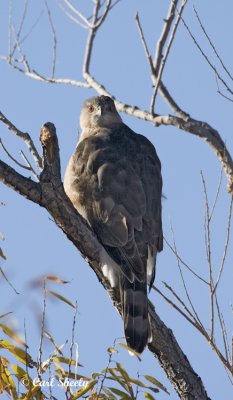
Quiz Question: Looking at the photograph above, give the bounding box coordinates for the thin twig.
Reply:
[44,0,57,79]
[164,237,208,284]
[8,0,13,56]
[82,0,101,74]
[209,166,224,221]
[0,137,32,171]
[213,196,233,294]
[69,301,78,380]
[215,73,233,103]
[57,1,89,28]
[215,295,231,364]
[24,319,29,379]
[0,266,20,295]
[135,13,154,73]
[95,0,111,29]
[63,0,92,28]
[169,220,204,328]
[193,6,233,82]
[38,279,46,380]
[20,150,39,180]
[0,111,42,170]
[151,0,188,114]
[180,10,233,96]
[162,281,200,323]
[97,338,117,398]
[153,0,179,75]
[154,285,203,332]
[200,171,215,341]
[10,0,29,58]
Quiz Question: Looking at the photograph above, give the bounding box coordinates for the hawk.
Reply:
[64,96,163,353]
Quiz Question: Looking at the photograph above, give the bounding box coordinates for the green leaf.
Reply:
[109,387,132,399]
[127,377,158,391]
[116,362,130,381]
[102,387,118,399]
[48,290,75,308]
[70,380,97,399]
[0,323,27,347]
[144,375,169,394]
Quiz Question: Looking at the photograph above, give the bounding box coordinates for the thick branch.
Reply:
[4,122,207,399]
[0,159,41,202]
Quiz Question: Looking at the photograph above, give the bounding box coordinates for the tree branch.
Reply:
[0,121,210,399]
[0,110,43,170]
[0,159,41,202]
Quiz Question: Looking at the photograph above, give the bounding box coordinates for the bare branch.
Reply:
[169,220,204,329]
[213,197,233,293]
[151,0,188,113]
[0,137,31,171]
[201,171,215,340]
[164,237,208,284]
[193,6,233,82]
[0,111,42,170]
[209,166,223,221]
[154,285,200,330]
[0,159,41,203]
[215,73,233,103]
[162,281,202,326]
[215,295,231,364]
[153,0,179,75]
[63,0,93,28]
[82,1,101,74]
[38,279,46,380]
[135,10,189,119]
[20,149,39,180]
[44,0,57,79]
[10,0,29,58]
[135,13,154,76]
[180,9,233,97]
[57,2,89,29]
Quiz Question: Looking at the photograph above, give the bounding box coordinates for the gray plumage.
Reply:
[64,96,163,353]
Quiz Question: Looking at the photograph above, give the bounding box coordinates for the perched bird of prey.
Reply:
[64,96,163,353]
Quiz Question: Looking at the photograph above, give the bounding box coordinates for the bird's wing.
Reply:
[65,125,163,287]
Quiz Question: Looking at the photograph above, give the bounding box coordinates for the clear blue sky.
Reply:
[0,1,233,399]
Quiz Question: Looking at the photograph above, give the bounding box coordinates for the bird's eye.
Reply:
[89,105,95,112]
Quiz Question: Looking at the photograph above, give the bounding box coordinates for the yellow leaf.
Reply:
[0,323,27,347]
[117,342,141,360]
[0,340,34,367]
[46,275,69,284]
[144,392,156,400]
[107,347,118,354]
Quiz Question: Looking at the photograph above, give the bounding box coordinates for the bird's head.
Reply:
[80,96,122,130]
